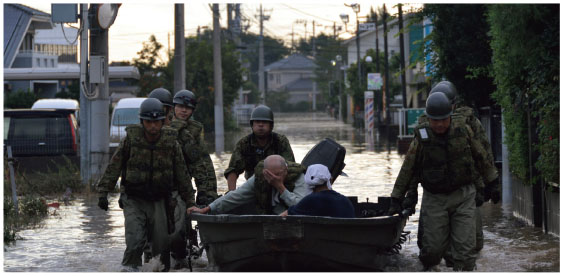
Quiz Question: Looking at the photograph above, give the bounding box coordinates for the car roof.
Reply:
[31,99,79,110]
[115,97,146,109]
[5,108,74,116]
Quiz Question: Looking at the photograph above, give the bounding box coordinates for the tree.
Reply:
[420,4,495,108]
[132,35,168,96]
[239,32,290,87]
[488,4,559,185]
[179,33,243,132]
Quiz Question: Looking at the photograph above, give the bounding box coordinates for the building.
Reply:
[3,4,139,100]
[264,53,320,110]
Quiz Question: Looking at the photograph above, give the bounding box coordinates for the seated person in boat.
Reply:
[280,164,355,218]
[187,155,309,215]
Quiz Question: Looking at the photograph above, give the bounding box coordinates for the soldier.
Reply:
[224,105,295,191]
[188,155,309,215]
[170,90,218,204]
[148,88,174,124]
[97,98,195,272]
[401,81,500,265]
[388,92,499,271]
[168,89,218,268]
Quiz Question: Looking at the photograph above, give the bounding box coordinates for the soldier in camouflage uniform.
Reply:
[224,105,295,191]
[388,92,499,271]
[97,98,195,272]
[397,81,500,266]
[189,155,309,215]
[170,90,218,204]
[148,88,174,125]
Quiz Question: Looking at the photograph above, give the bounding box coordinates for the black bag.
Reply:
[301,137,347,179]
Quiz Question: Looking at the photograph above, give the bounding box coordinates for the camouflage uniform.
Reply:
[97,124,195,269]
[413,106,495,257]
[170,118,218,204]
[211,161,308,215]
[224,132,295,181]
[391,114,498,271]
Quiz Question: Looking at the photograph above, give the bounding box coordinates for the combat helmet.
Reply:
[139,98,166,121]
[425,92,452,120]
[173,89,198,108]
[148,88,173,107]
[429,80,458,104]
[250,105,274,127]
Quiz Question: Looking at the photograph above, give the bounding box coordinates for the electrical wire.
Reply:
[60,21,82,46]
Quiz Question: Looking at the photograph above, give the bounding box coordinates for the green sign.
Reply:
[407,108,425,134]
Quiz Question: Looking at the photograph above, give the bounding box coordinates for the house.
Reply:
[264,53,320,110]
[3,4,139,100]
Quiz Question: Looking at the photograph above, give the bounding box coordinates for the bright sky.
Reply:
[19,0,421,63]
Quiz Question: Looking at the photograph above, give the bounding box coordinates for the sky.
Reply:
[18,0,420,63]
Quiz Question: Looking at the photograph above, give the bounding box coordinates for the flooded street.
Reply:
[3,112,559,272]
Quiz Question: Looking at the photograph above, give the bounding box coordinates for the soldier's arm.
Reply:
[279,136,296,162]
[467,125,498,184]
[96,138,128,196]
[279,174,308,207]
[224,140,246,190]
[174,142,196,207]
[391,138,421,199]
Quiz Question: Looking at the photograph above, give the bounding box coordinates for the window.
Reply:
[37,58,41,67]
[112,108,141,126]
[51,59,55,67]
[269,74,274,81]
[276,74,281,84]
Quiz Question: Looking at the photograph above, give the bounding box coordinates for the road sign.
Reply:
[407,108,425,134]
[359,22,376,31]
[367,73,382,90]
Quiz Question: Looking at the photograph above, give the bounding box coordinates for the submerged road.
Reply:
[3,112,559,272]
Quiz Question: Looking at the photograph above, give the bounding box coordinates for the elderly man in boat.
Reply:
[187,155,309,215]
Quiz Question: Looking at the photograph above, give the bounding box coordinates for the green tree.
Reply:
[239,32,290,87]
[420,4,495,108]
[4,90,37,108]
[180,34,243,132]
[132,35,168,96]
[488,4,559,185]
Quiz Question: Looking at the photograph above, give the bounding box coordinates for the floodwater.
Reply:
[3,112,559,272]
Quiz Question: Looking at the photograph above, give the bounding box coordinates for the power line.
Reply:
[280,4,337,24]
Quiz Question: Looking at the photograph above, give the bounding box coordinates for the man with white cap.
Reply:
[281,164,355,218]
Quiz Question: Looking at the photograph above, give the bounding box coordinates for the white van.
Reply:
[110,97,146,151]
[31,98,80,120]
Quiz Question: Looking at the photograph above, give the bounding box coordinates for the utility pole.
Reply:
[174,4,186,93]
[258,5,264,103]
[257,4,270,104]
[79,4,89,185]
[398,4,408,129]
[383,4,390,149]
[312,20,317,111]
[88,4,110,183]
[375,10,380,73]
[213,4,224,154]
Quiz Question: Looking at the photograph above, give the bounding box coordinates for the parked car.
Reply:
[110,97,146,151]
[4,109,79,175]
[32,98,80,121]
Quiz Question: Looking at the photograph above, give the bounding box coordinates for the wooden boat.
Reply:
[190,196,411,272]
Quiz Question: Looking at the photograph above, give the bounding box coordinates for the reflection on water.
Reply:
[3,112,559,272]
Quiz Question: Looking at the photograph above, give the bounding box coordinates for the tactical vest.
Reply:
[241,133,281,178]
[170,119,199,164]
[253,161,305,214]
[122,124,178,201]
[414,115,475,194]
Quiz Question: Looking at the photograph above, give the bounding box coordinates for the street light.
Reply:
[365,55,373,63]
[345,3,361,125]
[340,13,349,31]
[335,54,343,122]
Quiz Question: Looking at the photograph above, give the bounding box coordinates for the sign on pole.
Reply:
[367,73,382,91]
[359,22,376,31]
[364,91,374,133]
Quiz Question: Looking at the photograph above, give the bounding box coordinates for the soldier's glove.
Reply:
[402,190,418,210]
[484,178,501,204]
[98,196,109,211]
[387,197,402,216]
[475,188,484,207]
[196,191,208,206]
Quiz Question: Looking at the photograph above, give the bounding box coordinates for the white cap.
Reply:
[305,164,332,191]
